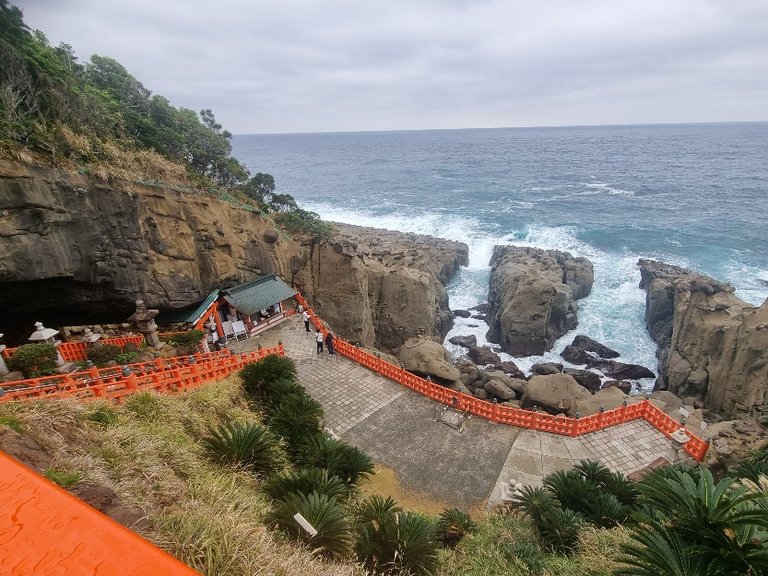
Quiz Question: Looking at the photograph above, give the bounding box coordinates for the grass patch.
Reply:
[44,468,82,488]
[0,414,23,433]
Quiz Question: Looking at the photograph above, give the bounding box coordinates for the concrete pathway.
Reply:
[231,316,682,510]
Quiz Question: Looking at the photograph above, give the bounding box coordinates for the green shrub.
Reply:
[114,352,139,365]
[7,343,58,378]
[203,421,286,475]
[294,433,373,486]
[268,393,323,449]
[356,497,439,576]
[263,377,304,414]
[513,485,560,526]
[262,468,349,503]
[267,491,353,559]
[274,208,334,240]
[435,508,476,548]
[537,508,584,554]
[239,355,298,398]
[621,467,768,576]
[86,343,122,365]
[167,329,204,349]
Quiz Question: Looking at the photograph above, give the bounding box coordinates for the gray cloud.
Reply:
[15,0,768,133]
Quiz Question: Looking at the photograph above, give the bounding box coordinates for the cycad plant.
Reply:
[537,507,584,553]
[266,491,353,560]
[434,508,476,548]
[356,495,439,575]
[262,468,349,503]
[267,392,323,450]
[202,421,285,475]
[239,354,297,398]
[295,432,374,486]
[618,467,768,576]
[512,485,560,526]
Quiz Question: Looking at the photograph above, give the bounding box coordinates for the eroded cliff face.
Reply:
[486,246,594,356]
[639,259,768,418]
[0,162,467,350]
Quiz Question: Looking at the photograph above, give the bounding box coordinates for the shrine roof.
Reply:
[222,274,296,316]
[159,289,220,325]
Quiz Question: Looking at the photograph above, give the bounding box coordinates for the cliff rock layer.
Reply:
[0,162,467,350]
[639,259,768,418]
[486,246,594,356]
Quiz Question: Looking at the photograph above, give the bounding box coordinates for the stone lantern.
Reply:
[0,333,9,376]
[81,328,102,344]
[128,300,162,349]
[29,322,64,367]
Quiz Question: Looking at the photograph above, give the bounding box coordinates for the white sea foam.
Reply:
[583,181,635,196]
[297,201,765,394]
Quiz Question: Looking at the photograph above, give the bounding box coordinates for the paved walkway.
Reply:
[231,316,682,510]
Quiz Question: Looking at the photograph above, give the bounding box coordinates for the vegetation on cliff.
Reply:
[0,1,331,238]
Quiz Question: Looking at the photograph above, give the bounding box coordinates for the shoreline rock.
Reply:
[638,258,768,418]
[485,246,594,356]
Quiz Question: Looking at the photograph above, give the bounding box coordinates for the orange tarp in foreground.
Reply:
[0,451,201,575]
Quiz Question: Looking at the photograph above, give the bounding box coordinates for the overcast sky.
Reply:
[15,0,768,134]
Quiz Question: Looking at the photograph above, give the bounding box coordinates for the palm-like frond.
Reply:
[267,392,323,448]
[435,508,475,547]
[574,459,612,485]
[202,421,285,475]
[537,507,583,554]
[512,485,560,526]
[262,468,349,502]
[356,509,439,575]
[266,491,353,559]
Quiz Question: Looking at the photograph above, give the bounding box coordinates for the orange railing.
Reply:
[2,335,145,362]
[0,345,284,404]
[295,294,709,461]
[0,449,202,575]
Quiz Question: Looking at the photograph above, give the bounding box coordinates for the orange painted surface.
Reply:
[0,451,202,576]
[295,293,710,461]
[1,346,284,404]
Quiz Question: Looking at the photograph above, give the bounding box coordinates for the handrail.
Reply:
[2,335,145,362]
[0,450,202,575]
[294,293,709,461]
[0,345,284,403]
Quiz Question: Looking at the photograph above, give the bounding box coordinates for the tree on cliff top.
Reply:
[0,1,262,194]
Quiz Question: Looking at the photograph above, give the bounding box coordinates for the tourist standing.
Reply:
[315,330,324,353]
[325,332,335,355]
[302,310,310,332]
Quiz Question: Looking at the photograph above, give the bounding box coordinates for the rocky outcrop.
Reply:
[521,374,592,416]
[396,336,460,382]
[639,259,768,418]
[0,162,468,351]
[486,246,593,356]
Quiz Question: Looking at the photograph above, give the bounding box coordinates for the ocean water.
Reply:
[232,123,768,388]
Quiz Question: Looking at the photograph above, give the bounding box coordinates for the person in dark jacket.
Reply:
[325,332,335,355]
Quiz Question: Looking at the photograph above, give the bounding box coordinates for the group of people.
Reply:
[299,305,335,355]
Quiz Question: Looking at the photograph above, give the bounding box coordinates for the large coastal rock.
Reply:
[0,162,467,350]
[638,259,768,418]
[396,336,461,382]
[486,246,594,356]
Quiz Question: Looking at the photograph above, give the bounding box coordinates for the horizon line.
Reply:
[233,119,768,138]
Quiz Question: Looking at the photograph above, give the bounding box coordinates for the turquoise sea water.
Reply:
[232,123,768,386]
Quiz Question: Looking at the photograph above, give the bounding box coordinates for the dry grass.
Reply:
[0,377,362,575]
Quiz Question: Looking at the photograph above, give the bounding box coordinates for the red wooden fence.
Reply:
[295,294,709,461]
[0,346,284,404]
[2,335,146,362]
